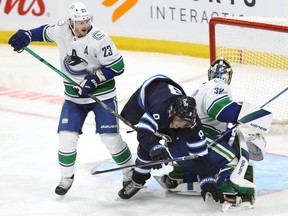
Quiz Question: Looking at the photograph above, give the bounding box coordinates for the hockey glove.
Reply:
[73,74,98,97]
[8,29,32,52]
[149,144,171,170]
[200,177,224,203]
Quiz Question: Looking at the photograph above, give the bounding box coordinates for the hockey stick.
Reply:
[214,85,288,144]
[23,47,138,130]
[260,87,288,108]
[91,155,198,175]
[23,47,174,144]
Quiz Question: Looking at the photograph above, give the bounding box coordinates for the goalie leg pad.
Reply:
[219,163,255,210]
[230,130,255,188]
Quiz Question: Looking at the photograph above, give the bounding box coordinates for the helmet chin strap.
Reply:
[69,19,78,39]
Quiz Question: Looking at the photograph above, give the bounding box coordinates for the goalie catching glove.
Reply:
[73,74,99,97]
[200,177,224,203]
[149,144,171,170]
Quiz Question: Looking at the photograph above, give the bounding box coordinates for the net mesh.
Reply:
[211,17,288,124]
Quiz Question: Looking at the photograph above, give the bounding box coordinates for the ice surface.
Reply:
[0,45,287,216]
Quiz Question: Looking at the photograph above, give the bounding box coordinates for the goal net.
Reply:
[209,17,288,125]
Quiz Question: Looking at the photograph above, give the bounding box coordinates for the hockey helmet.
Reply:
[68,2,91,21]
[208,57,233,84]
[174,96,197,122]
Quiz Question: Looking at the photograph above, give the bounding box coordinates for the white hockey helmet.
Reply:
[68,2,91,21]
[208,57,233,84]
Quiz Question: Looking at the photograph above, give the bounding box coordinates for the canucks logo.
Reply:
[64,49,89,76]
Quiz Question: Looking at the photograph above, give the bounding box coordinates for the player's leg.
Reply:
[218,132,256,205]
[95,97,134,186]
[163,138,237,194]
[118,145,151,199]
[55,100,87,195]
[159,139,200,193]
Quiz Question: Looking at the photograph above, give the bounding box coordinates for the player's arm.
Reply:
[178,117,224,203]
[8,24,49,52]
[209,95,241,123]
[91,35,125,84]
[137,112,161,152]
[178,116,209,158]
[203,81,241,123]
[137,112,171,169]
[73,33,125,96]
[177,117,212,178]
[208,96,271,133]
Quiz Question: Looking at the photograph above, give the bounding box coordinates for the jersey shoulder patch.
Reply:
[56,19,68,26]
[92,30,106,40]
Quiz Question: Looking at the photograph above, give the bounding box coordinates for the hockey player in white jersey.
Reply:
[157,58,267,209]
[8,2,134,195]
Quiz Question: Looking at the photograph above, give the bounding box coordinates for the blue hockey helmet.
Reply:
[208,57,233,84]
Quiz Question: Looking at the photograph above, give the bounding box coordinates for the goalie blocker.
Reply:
[237,101,272,133]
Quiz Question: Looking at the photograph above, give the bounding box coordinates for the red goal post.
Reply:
[209,17,288,124]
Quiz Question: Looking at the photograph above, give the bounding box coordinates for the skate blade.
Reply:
[222,201,254,212]
[154,176,170,190]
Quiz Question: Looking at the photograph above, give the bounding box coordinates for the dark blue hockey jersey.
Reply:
[121,74,213,179]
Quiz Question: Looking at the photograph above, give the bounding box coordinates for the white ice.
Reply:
[0,45,288,216]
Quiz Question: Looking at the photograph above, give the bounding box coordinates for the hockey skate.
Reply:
[118,180,145,199]
[154,163,201,195]
[222,193,255,212]
[154,164,184,191]
[55,174,74,196]
[220,165,255,212]
[154,175,201,195]
[154,174,180,190]
[122,168,133,187]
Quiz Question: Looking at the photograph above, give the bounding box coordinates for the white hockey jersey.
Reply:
[191,78,234,136]
[43,19,124,104]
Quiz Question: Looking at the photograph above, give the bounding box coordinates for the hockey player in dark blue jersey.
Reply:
[118,74,224,203]
[155,59,268,210]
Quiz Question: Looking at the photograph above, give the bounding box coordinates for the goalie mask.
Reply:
[208,57,233,84]
[171,96,197,126]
